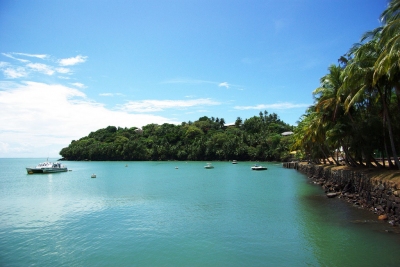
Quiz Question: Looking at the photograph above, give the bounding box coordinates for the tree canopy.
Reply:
[60,112,294,161]
[292,0,400,169]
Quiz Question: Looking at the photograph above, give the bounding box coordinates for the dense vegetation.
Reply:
[292,0,400,169]
[60,112,294,161]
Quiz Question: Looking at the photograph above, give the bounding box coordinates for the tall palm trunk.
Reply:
[371,156,383,168]
[330,150,340,165]
[384,138,396,168]
[395,85,400,112]
[379,87,400,169]
[340,140,359,167]
[318,144,332,164]
[382,114,395,168]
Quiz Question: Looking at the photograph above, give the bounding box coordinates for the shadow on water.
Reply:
[296,175,400,267]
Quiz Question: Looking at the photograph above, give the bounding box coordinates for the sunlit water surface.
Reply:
[1,159,400,266]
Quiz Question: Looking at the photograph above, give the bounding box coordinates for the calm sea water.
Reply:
[1,159,400,267]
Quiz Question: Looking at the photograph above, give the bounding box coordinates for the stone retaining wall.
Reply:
[284,162,400,226]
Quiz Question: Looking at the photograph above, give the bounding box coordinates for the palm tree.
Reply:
[219,118,226,129]
[312,64,346,165]
[235,117,243,128]
[292,107,329,164]
[375,0,400,111]
[314,64,343,121]
[340,31,400,169]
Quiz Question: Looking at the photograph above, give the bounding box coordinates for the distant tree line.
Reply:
[291,0,400,169]
[60,111,294,161]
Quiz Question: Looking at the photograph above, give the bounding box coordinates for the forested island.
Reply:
[60,112,294,161]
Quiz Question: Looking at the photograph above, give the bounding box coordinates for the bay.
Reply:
[1,158,400,266]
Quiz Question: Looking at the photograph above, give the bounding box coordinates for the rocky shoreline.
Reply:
[283,162,400,227]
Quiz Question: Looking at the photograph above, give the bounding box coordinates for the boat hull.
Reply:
[43,168,68,173]
[251,166,267,170]
[26,168,44,174]
[26,167,68,174]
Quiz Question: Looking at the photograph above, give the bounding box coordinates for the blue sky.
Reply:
[0,0,387,157]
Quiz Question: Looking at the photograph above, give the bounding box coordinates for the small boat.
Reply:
[91,174,96,178]
[251,164,267,170]
[26,160,68,174]
[204,163,214,169]
[232,160,238,164]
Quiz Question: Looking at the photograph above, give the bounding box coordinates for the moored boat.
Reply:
[26,160,68,174]
[204,163,214,169]
[251,164,267,170]
[232,160,238,164]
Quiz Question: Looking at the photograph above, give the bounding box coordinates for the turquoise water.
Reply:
[1,159,400,266]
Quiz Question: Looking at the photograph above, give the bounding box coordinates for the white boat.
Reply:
[91,174,96,178]
[26,160,68,174]
[251,164,267,170]
[232,160,238,164]
[204,163,214,169]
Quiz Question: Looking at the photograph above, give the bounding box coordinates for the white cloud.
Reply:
[2,53,30,63]
[0,81,178,157]
[56,67,71,74]
[1,52,89,83]
[3,67,27,78]
[99,93,124,97]
[13,53,48,59]
[234,102,310,110]
[70,82,86,88]
[26,63,55,75]
[218,82,229,89]
[119,98,220,112]
[100,93,114,96]
[59,55,88,66]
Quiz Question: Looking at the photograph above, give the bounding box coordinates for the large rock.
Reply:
[378,214,388,220]
[327,192,338,198]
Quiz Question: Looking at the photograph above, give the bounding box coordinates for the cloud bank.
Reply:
[0,81,178,157]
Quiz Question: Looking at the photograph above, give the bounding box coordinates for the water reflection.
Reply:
[296,175,400,266]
